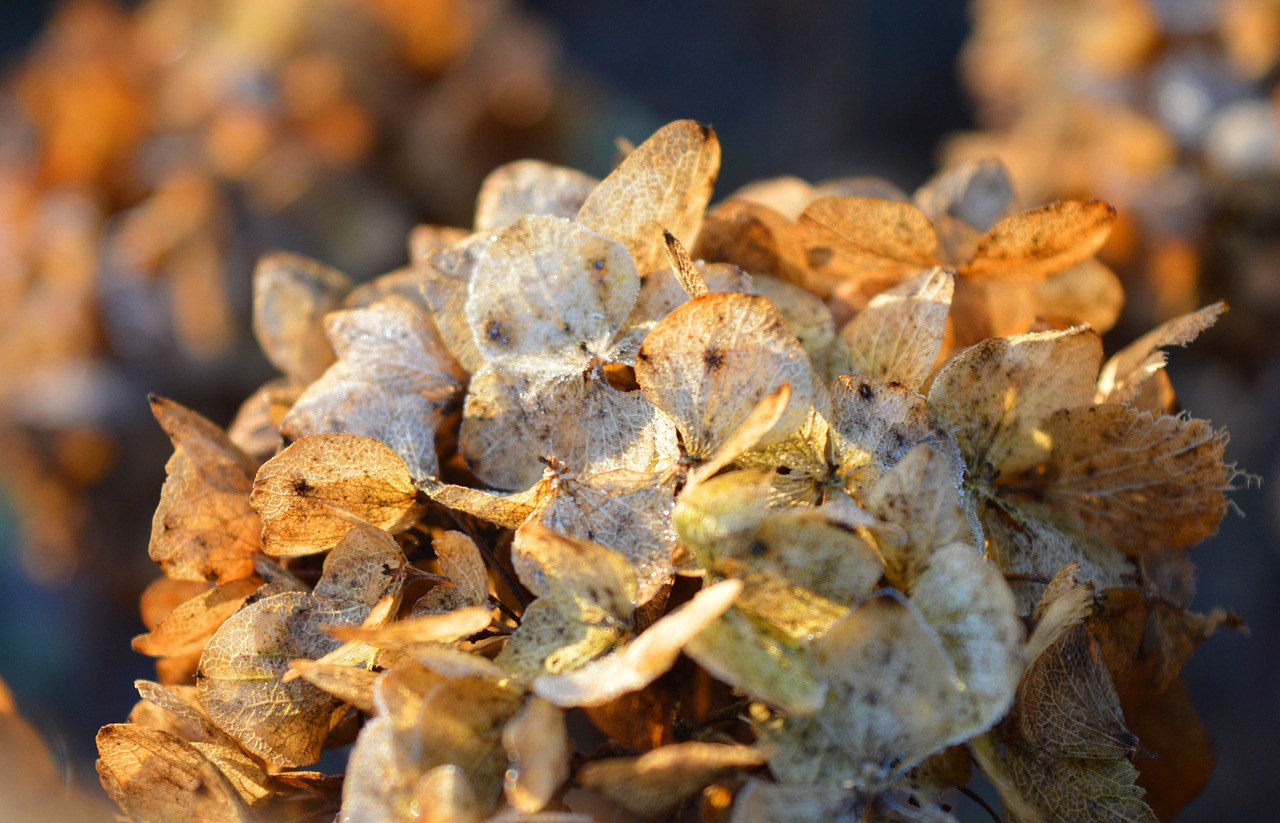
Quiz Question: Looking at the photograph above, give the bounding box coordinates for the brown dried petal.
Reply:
[830,266,953,390]
[96,724,253,823]
[961,200,1116,283]
[251,433,423,557]
[251,251,351,382]
[149,396,261,583]
[1044,405,1233,554]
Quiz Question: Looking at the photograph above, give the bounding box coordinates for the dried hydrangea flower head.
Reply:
[98,120,1245,823]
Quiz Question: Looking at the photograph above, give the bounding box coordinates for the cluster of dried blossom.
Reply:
[952,0,1280,335]
[0,0,592,580]
[97,120,1244,823]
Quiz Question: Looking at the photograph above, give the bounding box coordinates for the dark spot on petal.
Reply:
[293,478,313,495]
[703,348,725,370]
[807,246,834,268]
[485,319,510,345]
[858,382,874,401]
[749,540,768,557]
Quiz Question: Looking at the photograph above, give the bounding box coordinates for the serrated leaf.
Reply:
[1095,302,1226,404]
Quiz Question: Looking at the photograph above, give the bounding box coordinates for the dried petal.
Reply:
[928,327,1102,475]
[830,266,953,390]
[149,396,261,583]
[577,743,767,817]
[961,200,1116,282]
[251,433,423,556]
[475,159,599,232]
[96,724,253,823]
[282,296,464,482]
[533,579,742,707]
[636,293,817,459]
[466,216,638,365]
[578,120,721,274]
[502,698,570,812]
[1044,405,1233,554]
[252,251,351,382]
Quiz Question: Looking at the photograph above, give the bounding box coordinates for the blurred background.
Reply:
[0,1,1274,820]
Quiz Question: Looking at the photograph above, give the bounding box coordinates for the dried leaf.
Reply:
[342,667,523,820]
[981,496,1134,615]
[1012,625,1137,761]
[252,251,351,382]
[149,396,261,583]
[578,120,721,274]
[512,522,638,616]
[251,433,423,556]
[1043,405,1233,554]
[475,159,599,232]
[422,232,493,373]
